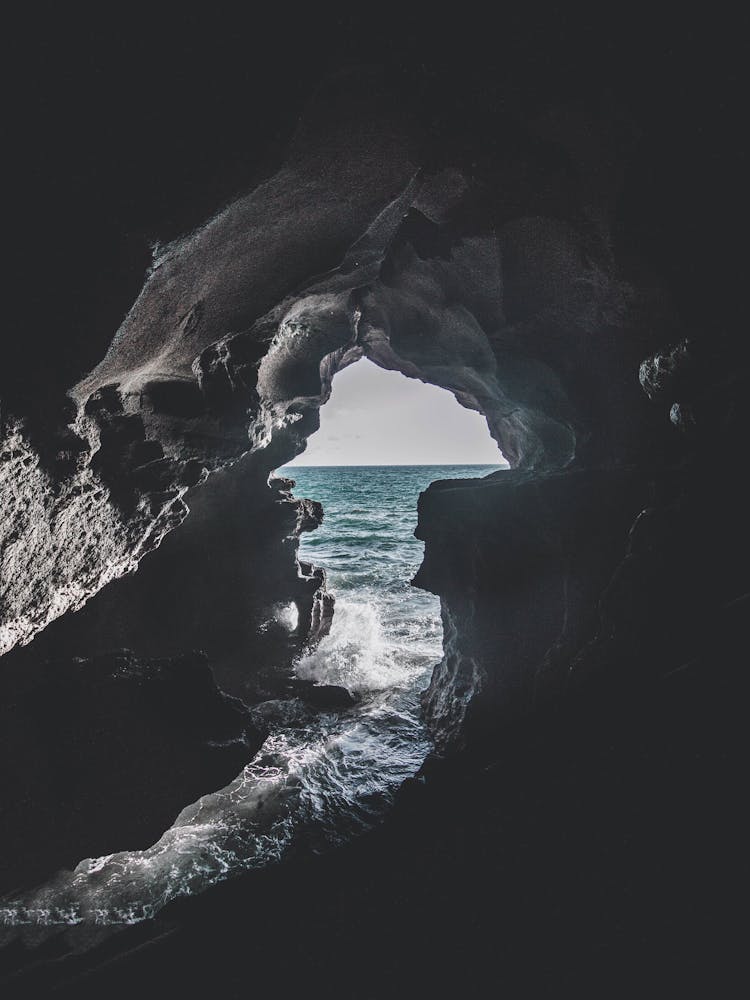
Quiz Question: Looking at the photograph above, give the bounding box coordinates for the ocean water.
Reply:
[1,464,502,942]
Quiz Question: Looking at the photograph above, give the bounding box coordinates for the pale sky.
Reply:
[284,358,507,466]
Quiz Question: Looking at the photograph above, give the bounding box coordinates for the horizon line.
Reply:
[279,462,508,468]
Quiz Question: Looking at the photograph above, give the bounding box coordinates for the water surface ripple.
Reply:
[1,464,501,944]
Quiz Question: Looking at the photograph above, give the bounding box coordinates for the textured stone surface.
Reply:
[1,75,672,662]
[1,11,747,994]
[414,326,749,750]
[12,459,331,704]
[415,469,648,747]
[0,419,188,657]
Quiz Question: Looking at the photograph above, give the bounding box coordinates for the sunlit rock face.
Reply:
[0,415,188,658]
[15,459,330,703]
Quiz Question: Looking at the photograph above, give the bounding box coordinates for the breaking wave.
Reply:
[1,464,499,947]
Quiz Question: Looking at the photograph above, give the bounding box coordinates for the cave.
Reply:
[1,11,748,998]
[0,362,506,932]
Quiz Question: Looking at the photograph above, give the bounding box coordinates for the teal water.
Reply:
[290,465,502,693]
[2,464,502,938]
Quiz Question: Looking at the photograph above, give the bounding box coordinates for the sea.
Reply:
[1,464,502,940]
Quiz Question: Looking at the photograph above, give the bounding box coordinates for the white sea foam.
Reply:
[296,598,422,692]
[1,465,497,946]
[275,601,299,631]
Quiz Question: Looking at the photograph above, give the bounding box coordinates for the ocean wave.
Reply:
[1,466,495,944]
[295,598,426,693]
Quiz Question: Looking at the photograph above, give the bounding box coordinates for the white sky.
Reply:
[284,358,507,466]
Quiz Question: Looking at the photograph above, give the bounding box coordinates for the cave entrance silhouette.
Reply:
[276,355,506,708]
[4,366,509,936]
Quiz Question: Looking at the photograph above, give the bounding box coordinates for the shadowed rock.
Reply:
[0,650,263,895]
[0,65,747,983]
[1,73,674,659]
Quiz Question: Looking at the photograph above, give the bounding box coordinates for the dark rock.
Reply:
[291,680,357,710]
[415,468,648,748]
[129,440,164,466]
[0,13,746,997]
[639,338,693,400]
[0,650,263,895]
[11,457,333,705]
[141,378,206,418]
[307,587,335,647]
[1,64,681,656]
[296,497,324,533]
[83,384,124,417]
[8,642,743,998]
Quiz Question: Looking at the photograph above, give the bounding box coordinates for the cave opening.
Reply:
[279,355,505,696]
[2,360,507,936]
[1,21,744,985]
[286,356,506,468]
[270,355,506,787]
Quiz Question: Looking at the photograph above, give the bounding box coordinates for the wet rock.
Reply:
[296,498,324,533]
[308,587,335,647]
[291,680,358,710]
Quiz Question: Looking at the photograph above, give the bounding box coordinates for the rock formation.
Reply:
[1,77,677,665]
[0,22,747,992]
[0,650,262,895]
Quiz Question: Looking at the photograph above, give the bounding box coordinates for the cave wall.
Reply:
[415,469,649,746]
[1,59,747,855]
[416,331,749,749]
[1,12,746,991]
[0,649,263,895]
[1,77,675,665]
[14,457,329,703]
